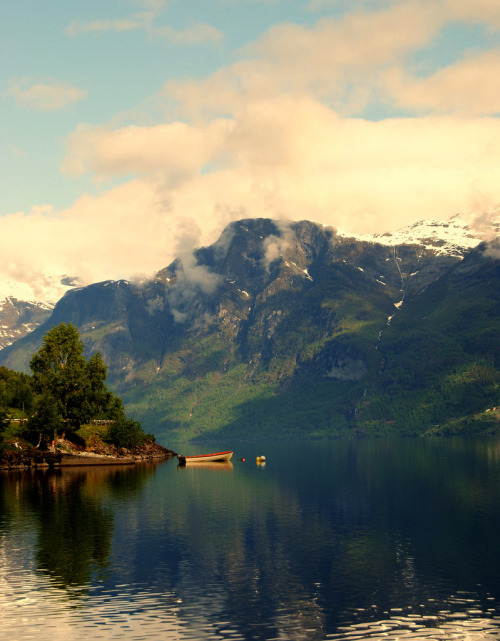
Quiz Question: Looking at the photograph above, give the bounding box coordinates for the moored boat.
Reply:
[177,451,233,465]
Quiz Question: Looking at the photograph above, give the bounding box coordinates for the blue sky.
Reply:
[2,0,500,289]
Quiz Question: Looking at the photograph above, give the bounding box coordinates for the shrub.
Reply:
[106,417,148,449]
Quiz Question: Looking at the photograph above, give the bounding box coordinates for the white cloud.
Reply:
[65,7,223,45]
[48,106,500,281]
[444,0,500,31]
[62,119,234,183]
[384,49,500,116]
[162,1,450,120]
[0,182,171,285]
[306,0,500,28]
[150,23,224,45]
[8,80,86,111]
[65,15,150,35]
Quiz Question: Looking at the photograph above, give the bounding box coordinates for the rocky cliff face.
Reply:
[1,216,498,440]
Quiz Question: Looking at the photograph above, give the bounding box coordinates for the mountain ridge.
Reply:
[1,213,499,440]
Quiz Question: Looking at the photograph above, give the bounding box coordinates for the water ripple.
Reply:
[327,613,500,640]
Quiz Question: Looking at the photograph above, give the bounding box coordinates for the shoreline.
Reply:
[0,443,177,471]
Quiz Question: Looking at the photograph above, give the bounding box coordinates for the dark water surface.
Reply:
[1,438,500,640]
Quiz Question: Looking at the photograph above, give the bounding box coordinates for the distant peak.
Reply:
[340,211,499,257]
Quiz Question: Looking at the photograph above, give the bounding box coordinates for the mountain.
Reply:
[0,275,80,350]
[1,215,499,441]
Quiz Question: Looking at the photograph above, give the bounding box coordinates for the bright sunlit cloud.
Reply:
[2,0,500,291]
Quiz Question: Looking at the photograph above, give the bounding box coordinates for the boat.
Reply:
[177,451,233,465]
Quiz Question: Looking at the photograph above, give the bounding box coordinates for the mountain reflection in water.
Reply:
[1,438,500,640]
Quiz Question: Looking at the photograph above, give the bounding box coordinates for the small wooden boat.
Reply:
[177,451,233,465]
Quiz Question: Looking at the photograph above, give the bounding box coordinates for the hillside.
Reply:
[364,241,500,435]
[1,216,499,441]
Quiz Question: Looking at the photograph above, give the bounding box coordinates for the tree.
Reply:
[0,406,8,439]
[28,324,113,444]
[0,366,33,415]
[24,394,61,448]
[30,323,89,429]
[27,322,149,449]
[85,353,122,420]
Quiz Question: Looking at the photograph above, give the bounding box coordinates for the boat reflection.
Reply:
[177,461,234,471]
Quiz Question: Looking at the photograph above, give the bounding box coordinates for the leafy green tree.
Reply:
[0,406,8,438]
[85,353,125,421]
[0,366,33,415]
[27,322,150,449]
[30,323,90,430]
[24,394,61,448]
[28,323,118,445]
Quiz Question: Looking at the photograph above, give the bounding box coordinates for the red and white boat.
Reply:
[177,451,233,465]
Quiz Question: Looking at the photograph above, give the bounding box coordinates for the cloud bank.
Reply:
[3,0,500,290]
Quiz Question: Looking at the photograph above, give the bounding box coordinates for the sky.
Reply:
[2,0,500,293]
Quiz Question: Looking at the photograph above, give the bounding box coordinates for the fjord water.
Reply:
[1,439,500,640]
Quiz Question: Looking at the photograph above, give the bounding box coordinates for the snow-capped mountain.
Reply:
[0,210,498,353]
[349,213,493,258]
[0,275,80,350]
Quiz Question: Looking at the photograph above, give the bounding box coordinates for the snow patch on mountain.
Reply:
[0,274,80,309]
[341,210,500,257]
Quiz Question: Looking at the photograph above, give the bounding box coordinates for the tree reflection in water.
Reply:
[2,463,158,596]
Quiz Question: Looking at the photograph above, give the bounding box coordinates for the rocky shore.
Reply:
[0,439,177,471]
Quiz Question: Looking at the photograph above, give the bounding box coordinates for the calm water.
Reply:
[1,438,500,640]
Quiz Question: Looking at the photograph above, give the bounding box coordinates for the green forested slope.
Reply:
[356,244,500,435]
